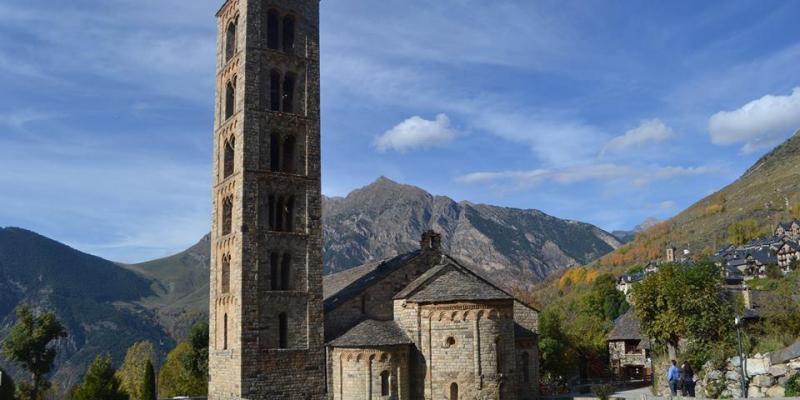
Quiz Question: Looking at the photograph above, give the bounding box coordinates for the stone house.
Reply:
[777,241,800,271]
[775,220,800,239]
[608,309,651,382]
[324,231,540,400]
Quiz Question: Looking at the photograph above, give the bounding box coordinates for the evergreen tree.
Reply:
[140,361,156,400]
[1,304,66,400]
[70,354,127,400]
[158,343,206,398]
[182,322,209,379]
[0,367,15,400]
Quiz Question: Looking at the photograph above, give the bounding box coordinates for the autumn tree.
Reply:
[69,354,127,400]
[631,263,734,360]
[158,343,206,398]
[1,304,67,400]
[792,203,800,220]
[728,219,764,246]
[116,341,156,400]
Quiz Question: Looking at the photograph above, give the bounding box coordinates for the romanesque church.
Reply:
[208,1,540,399]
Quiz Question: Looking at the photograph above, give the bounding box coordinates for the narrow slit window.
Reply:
[223,313,228,350]
[225,79,236,119]
[223,137,235,178]
[268,195,276,230]
[278,313,288,349]
[270,252,280,291]
[285,196,295,232]
[275,197,285,231]
[380,371,390,396]
[221,254,231,294]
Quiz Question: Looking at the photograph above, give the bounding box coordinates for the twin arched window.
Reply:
[266,195,295,232]
[269,133,296,173]
[266,10,295,53]
[265,70,296,113]
[269,252,292,291]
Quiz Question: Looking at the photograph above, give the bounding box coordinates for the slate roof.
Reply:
[393,256,512,304]
[323,250,421,313]
[326,319,413,348]
[608,309,649,349]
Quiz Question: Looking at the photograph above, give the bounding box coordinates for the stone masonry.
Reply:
[209,1,325,399]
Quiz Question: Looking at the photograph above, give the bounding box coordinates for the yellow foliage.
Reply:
[558,267,600,289]
[704,203,724,216]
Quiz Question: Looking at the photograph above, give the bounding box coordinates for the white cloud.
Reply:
[456,163,715,188]
[601,119,674,156]
[708,87,800,153]
[0,109,53,129]
[659,200,677,211]
[374,114,456,153]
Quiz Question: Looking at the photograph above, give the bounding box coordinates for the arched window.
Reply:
[225,20,236,62]
[282,134,295,173]
[269,70,281,112]
[285,196,295,232]
[450,383,458,400]
[278,313,288,349]
[225,79,236,119]
[270,132,281,171]
[223,137,235,178]
[280,253,291,290]
[266,10,280,50]
[223,313,228,350]
[282,73,295,113]
[270,252,280,291]
[221,196,233,235]
[267,194,276,230]
[445,337,456,348]
[274,197,285,231]
[380,371,390,396]
[221,254,231,294]
[282,15,295,53]
[522,351,530,383]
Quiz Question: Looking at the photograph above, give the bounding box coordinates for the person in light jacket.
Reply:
[667,360,680,396]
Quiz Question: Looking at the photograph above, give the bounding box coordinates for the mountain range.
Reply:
[0,177,620,391]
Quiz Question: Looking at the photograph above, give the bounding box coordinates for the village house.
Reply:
[607,309,651,382]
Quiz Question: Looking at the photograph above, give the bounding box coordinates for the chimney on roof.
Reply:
[420,230,442,252]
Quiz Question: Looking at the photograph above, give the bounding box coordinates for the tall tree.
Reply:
[140,361,156,400]
[158,343,206,398]
[1,304,66,400]
[631,263,734,359]
[69,354,127,400]
[182,322,208,379]
[0,367,15,400]
[116,341,155,400]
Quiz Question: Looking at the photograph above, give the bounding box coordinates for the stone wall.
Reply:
[696,348,800,398]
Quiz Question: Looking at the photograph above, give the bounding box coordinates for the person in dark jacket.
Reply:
[681,361,695,397]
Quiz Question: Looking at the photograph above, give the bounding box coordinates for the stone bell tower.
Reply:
[209,0,324,399]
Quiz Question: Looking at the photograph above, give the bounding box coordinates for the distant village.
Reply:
[608,220,800,384]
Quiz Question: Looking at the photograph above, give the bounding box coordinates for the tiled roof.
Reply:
[394,256,513,304]
[326,319,412,348]
[323,250,421,313]
[608,309,648,344]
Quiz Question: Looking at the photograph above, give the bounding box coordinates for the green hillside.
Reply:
[0,227,174,392]
[599,130,800,268]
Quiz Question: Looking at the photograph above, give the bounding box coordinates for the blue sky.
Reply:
[1,0,800,262]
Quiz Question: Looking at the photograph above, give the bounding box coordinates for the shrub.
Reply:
[591,383,616,400]
[786,374,800,397]
[705,379,727,399]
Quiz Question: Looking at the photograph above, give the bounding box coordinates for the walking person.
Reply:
[667,360,680,396]
[681,362,695,397]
